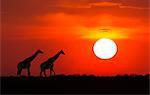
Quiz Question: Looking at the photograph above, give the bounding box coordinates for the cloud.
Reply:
[66,1,149,10]
[2,0,149,27]
[2,0,149,20]
[89,2,122,7]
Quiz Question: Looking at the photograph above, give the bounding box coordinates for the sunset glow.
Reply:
[1,0,149,76]
[81,27,129,39]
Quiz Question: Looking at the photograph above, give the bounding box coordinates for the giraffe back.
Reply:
[40,59,54,70]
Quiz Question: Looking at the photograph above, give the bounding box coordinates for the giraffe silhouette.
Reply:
[17,50,43,77]
[40,50,65,77]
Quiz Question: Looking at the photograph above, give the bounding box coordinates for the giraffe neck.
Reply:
[49,51,61,63]
[29,51,39,62]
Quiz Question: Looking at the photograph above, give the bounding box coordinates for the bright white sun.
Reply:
[93,38,117,59]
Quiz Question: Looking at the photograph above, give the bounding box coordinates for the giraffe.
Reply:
[40,50,65,77]
[17,50,43,77]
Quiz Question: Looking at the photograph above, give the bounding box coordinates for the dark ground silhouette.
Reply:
[1,74,149,94]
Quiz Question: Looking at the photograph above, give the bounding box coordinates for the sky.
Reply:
[1,0,150,76]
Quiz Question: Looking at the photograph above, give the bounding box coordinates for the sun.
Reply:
[93,38,117,59]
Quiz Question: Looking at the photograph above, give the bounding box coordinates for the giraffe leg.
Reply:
[17,68,22,76]
[40,67,43,77]
[44,70,46,77]
[40,70,42,77]
[50,69,52,77]
[52,70,55,76]
[52,69,55,76]
[27,68,31,77]
[17,69,20,76]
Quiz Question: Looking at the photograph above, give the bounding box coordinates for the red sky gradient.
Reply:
[1,0,150,76]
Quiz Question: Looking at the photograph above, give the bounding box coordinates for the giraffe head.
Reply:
[37,50,43,54]
[60,50,65,55]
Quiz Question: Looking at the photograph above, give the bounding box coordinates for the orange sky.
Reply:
[1,0,150,76]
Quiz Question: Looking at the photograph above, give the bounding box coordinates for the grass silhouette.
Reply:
[1,74,149,94]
